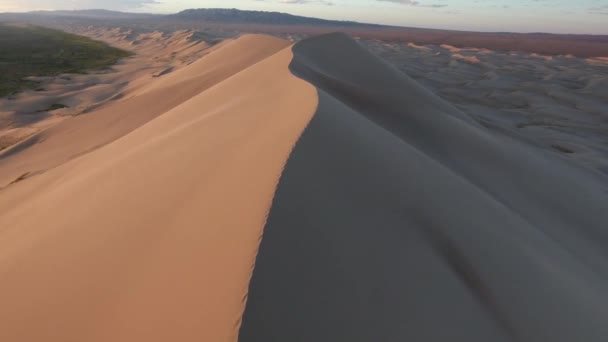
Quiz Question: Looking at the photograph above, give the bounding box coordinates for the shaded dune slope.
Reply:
[239,33,608,341]
[0,35,316,341]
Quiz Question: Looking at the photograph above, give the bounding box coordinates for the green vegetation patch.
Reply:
[37,103,69,112]
[0,24,132,97]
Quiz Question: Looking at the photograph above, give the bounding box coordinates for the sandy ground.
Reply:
[0,28,221,153]
[0,28,242,186]
[364,40,608,177]
[0,34,317,341]
[240,33,608,342]
[1,28,607,342]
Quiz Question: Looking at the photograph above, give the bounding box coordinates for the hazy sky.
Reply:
[0,0,607,34]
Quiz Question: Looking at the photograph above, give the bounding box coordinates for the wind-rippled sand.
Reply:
[365,40,608,177]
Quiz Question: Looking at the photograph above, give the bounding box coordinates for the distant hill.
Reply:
[0,24,131,98]
[1,8,605,57]
[172,8,381,27]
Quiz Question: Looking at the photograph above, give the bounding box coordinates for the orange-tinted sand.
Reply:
[0,35,316,341]
[2,30,608,342]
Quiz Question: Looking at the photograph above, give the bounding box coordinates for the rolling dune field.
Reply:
[0,29,607,342]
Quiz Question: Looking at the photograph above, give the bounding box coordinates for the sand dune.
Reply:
[1,32,607,342]
[0,28,217,160]
[240,33,608,341]
[365,39,608,177]
[0,34,316,341]
[0,34,290,187]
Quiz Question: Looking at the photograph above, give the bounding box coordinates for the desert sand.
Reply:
[1,30,608,342]
[0,28,220,154]
[0,30,293,186]
[240,33,608,342]
[0,34,316,341]
[366,39,608,177]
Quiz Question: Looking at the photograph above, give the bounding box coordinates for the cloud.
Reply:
[0,0,161,11]
[377,0,420,4]
[588,4,608,15]
[376,0,447,8]
[277,0,334,5]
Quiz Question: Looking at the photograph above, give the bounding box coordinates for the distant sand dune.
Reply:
[0,28,217,163]
[365,39,608,178]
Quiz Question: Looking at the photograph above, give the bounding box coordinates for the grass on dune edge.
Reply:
[0,23,132,97]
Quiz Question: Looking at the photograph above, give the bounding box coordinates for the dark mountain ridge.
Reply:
[0,8,606,57]
[171,8,382,27]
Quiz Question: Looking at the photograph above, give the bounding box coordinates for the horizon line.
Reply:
[0,7,607,36]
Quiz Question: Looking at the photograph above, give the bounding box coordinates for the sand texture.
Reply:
[239,33,608,342]
[366,40,608,177]
[0,28,227,156]
[0,34,316,341]
[1,31,607,342]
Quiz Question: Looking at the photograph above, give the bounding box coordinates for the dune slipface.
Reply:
[1,33,607,342]
[238,34,608,342]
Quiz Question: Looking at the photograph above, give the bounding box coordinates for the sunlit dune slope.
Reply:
[0,35,316,342]
[0,35,291,187]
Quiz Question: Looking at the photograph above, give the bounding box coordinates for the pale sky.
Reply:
[0,0,607,34]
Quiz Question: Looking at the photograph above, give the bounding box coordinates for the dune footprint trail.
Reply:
[0,33,607,342]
